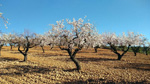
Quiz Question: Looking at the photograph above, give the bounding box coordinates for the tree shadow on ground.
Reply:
[9,50,69,57]
[63,79,147,84]
[63,68,78,72]
[77,57,118,62]
[33,47,60,51]
[114,63,150,71]
[78,49,105,53]
[0,65,56,76]
[56,57,119,63]
[78,51,93,53]
[0,57,19,61]
[98,53,117,56]
[34,53,68,57]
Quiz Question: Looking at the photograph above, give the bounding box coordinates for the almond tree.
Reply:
[130,33,146,56]
[12,33,42,61]
[92,34,104,53]
[8,33,16,50]
[44,30,59,50]
[102,32,142,60]
[102,32,127,60]
[36,34,48,53]
[39,35,46,53]
[49,18,97,71]
[3,33,17,50]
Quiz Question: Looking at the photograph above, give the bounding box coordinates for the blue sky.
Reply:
[0,0,150,40]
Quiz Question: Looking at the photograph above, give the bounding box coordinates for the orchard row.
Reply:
[0,17,149,70]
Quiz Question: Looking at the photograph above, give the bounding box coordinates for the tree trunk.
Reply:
[131,47,140,56]
[11,45,13,50]
[134,52,137,56]
[117,55,122,60]
[59,46,82,71]
[24,54,27,62]
[94,47,97,53]
[41,46,45,53]
[70,56,81,70]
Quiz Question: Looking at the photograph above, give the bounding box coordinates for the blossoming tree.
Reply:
[92,34,104,53]
[35,34,47,53]
[44,29,60,50]
[102,32,144,60]
[2,33,17,50]
[12,32,42,61]
[49,17,97,70]
[130,33,146,56]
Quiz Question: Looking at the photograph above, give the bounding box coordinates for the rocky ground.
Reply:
[0,46,150,84]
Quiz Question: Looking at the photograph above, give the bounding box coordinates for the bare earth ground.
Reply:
[0,46,150,84]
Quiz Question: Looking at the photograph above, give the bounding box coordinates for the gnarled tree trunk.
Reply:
[18,45,29,62]
[117,55,123,60]
[18,37,30,62]
[59,46,82,71]
[70,56,81,70]
[24,54,27,61]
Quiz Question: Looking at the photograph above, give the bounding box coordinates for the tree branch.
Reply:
[18,45,25,55]
[59,45,68,50]
[121,45,131,56]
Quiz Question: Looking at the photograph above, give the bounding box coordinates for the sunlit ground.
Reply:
[0,46,150,83]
